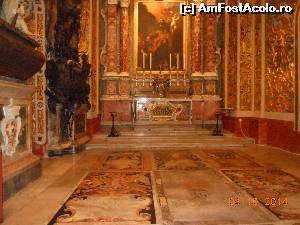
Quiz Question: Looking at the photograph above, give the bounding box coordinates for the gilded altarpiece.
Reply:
[265,0,297,113]
[239,6,252,111]
[226,1,237,109]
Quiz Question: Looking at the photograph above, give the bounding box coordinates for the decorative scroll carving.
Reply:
[1,99,21,157]
[240,10,252,111]
[144,101,183,121]
[265,0,297,112]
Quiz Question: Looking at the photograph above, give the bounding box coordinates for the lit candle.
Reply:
[142,52,145,69]
[149,53,152,70]
[169,53,172,70]
[176,53,179,70]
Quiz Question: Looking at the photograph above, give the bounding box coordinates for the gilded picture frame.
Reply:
[132,0,189,74]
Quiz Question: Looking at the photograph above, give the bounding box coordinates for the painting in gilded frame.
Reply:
[136,1,187,71]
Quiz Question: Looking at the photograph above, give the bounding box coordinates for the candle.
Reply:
[176,53,179,70]
[142,52,145,69]
[149,53,152,70]
[169,53,172,70]
[136,73,138,87]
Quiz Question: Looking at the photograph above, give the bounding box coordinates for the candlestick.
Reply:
[176,53,179,70]
[149,53,152,70]
[169,53,172,70]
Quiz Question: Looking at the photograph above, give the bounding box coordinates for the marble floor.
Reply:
[3,144,300,225]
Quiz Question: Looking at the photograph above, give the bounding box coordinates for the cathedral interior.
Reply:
[0,0,300,224]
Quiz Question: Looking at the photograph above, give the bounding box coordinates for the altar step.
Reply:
[87,127,254,150]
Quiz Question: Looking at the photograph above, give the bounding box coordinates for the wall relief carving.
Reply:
[0,99,21,157]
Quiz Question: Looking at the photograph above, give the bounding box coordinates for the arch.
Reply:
[296,2,300,131]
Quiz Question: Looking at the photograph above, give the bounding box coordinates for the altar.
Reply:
[99,0,221,129]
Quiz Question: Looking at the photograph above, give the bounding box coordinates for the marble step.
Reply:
[94,130,214,138]
[87,136,254,150]
[133,125,210,132]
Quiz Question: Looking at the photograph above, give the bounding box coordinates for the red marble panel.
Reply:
[120,7,129,73]
[106,4,117,72]
[192,14,201,72]
[192,101,219,121]
[87,114,101,137]
[193,82,204,95]
[223,116,300,154]
[204,14,216,72]
[102,101,132,122]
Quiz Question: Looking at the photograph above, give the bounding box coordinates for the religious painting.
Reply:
[136,1,186,71]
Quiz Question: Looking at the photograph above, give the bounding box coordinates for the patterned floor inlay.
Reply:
[153,151,207,171]
[198,149,262,170]
[100,151,143,171]
[48,171,155,224]
[223,169,300,220]
[154,170,276,225]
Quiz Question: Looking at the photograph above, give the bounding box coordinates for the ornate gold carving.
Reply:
[265,0,297,112]
[254,10,261,111]
[145,101,183,121]
[240,8,252,111]
[227,1,237,109]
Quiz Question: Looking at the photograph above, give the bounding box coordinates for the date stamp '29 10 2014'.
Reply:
[227,197,289,207]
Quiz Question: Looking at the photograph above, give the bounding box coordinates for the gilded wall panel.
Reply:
[265,0,297,112]
[254,12,261,111]
[90,0,98,113]
[239,12,252,111]
[227,3,237,109]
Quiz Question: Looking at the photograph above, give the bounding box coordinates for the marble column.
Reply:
[106,0,118,75]
[120,0,130,76]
